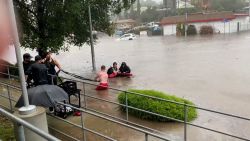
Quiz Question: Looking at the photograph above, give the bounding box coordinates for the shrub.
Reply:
[118,89,197,122]
[200,25,214,35]
[187,25,197,35]
[176,23,185,36]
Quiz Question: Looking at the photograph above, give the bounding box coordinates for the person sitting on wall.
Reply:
[95,65,108,90]
[107,62,119,78]
[25,55,49,86]
[118,62,132,77]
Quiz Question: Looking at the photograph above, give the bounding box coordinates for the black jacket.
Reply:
[26,63,48,86]
[119,65,131,73]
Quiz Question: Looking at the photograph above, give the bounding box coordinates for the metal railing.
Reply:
[1,64,250,141]
[61,76,250,141]
[0,81,118,141]
[0,107,60,141]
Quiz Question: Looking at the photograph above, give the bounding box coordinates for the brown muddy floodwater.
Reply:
[48,32,250,141]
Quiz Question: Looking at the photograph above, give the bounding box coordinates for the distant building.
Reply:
[177,0,195,9]
[114,19,137,30]
[160,11,250,35]
[163,0,177,10]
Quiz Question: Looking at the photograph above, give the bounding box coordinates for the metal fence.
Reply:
[0,107,60,141]
[1,64,250,141]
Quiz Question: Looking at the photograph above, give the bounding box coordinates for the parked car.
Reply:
[119,33,136,40]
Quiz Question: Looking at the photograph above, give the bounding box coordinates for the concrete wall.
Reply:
[163,16,250,36]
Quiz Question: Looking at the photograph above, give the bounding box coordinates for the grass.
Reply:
[118,89,198,122]
[0,115,15,141]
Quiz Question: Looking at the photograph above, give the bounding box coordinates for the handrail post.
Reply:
[51,75,54,85]
[83,83,87,109]
[145,133,148,141]
[184,104,188,141]
[6,85,13,111]
[17,123,26,141]
[80,111,87,141]
[125,91,129,121]
[7,65,11,83]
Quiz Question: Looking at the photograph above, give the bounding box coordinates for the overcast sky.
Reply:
[153,0,162,2]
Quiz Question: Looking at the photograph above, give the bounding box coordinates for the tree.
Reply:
[210,0,247,11]
[14,0,135,55]
[141,0,158,7]
[137,0,141,21]
[140,6,162,23]
[129,4,137,20]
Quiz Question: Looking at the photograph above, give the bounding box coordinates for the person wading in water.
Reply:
[95,65,109,90]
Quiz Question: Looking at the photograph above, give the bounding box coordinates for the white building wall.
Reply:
[163,16,250,36]
[163,25,177,35]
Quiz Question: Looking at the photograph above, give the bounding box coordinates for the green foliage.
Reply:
[9,64,19,77]
[14,0,135,53]
[140,0,158,7]
[140,6,162,23]
[187,25,197,35]
[177,8,202,15]
[118,89,197,122]
[0,116,15,141]
[210,0,247,11]
[176,23,185,36]
[200,25,214,35]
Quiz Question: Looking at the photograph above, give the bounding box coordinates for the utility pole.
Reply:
[249,0,250,23]
[185,0,188,37]
[8,0,36,114]
[88,5,96,71]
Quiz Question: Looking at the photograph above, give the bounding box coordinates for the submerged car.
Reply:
[119,33,136,40]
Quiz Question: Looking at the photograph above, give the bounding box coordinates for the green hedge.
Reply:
[176,23,185,36]
[187,25,197,35]
[118,89,197,122]
[200,25,214,35]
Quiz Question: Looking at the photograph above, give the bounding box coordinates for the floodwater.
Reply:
[31,32,250,140]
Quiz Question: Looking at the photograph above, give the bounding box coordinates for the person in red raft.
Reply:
[107,62,118,78]
[95,65,109,90]
[107,62,132,78]
[118,62,132,77]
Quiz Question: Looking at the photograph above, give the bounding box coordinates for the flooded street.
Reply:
[53,32,250,140]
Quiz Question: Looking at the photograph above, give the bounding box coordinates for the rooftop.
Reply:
[160,11,248,25]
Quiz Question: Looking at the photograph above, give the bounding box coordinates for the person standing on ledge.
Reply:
[43,52,61,85]
[23,53,34,87]
[95,65,109,90]
[23,53,33,73]
[25,55,49,86]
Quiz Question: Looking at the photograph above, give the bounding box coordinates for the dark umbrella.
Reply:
[15,85,69,108]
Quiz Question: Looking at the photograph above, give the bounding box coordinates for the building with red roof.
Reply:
[160,11,250,35]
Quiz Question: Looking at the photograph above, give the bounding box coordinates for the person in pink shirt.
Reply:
[95,65,109,90]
